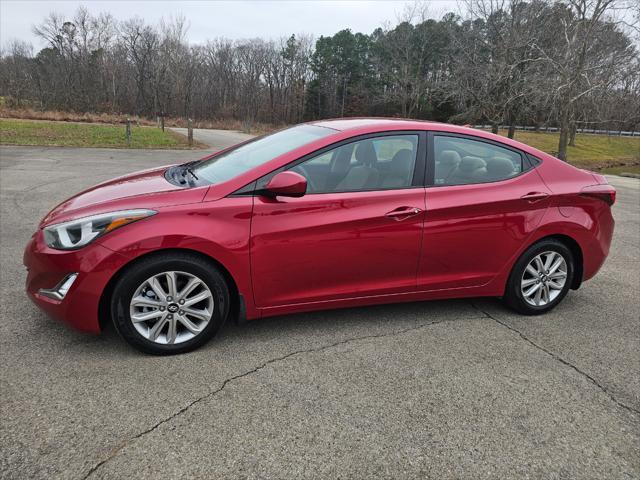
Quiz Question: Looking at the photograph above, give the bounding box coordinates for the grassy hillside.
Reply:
[0,117,638,173]
[499,130,640,174]
[0,107,277,134]
[0,118,197,149]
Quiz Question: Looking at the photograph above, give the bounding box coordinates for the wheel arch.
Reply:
[543,234,584,289]
[98,248,241,331]
[518,233,584,290]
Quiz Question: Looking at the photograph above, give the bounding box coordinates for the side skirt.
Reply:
[254,284,503,321]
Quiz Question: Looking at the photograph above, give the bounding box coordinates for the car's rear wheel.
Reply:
[504,239,574,315]
[111,253,229,354]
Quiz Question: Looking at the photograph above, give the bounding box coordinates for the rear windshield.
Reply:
[193,124,335,184]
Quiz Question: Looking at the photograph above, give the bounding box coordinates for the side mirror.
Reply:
[263,171,307,198]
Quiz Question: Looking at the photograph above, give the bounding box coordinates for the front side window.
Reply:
[434,136,523,186]
[289,134,419,194]
[193,125,334,184]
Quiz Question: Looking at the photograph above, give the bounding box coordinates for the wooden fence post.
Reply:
[188,118,193,146]
[126,118,131,145]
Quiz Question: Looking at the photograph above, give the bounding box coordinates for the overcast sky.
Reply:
[1,0,460,49]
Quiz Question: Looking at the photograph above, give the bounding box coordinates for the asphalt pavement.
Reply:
[0,136,638,479]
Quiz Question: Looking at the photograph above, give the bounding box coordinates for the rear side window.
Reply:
[434,136,523,186]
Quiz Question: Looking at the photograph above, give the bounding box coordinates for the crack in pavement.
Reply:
[470,301,640,417]
[82,315,481,479]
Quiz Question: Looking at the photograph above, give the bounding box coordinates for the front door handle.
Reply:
[385,206,423,220]
[521,192,549,203]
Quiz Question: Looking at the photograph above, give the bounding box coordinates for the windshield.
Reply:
[193,124,335,184]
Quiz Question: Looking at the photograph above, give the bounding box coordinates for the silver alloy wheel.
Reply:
[521,250,568,307]
[129,271,214,345]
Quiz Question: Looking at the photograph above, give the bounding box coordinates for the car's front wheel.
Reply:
[504,239,575,315]
[111,252,229,354]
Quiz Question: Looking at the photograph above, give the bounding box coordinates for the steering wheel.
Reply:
[291,165,318,193]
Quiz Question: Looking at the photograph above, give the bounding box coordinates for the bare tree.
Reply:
[534,0,636,159]
[447,0,550,136]
[0,2,637,142]
[373,4,433,117]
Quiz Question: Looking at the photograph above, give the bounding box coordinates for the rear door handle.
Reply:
[385,206,423,220]
[521,192,549,203]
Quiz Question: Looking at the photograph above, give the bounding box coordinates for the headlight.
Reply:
[43,209,156,250]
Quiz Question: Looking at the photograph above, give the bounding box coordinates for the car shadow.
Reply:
[213,297,500,345]
[25,296,506,357]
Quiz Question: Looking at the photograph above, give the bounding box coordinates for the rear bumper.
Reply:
[582,207,615,282]
[23,231,128,333]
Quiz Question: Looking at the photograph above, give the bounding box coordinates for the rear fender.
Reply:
[485,207,593,295]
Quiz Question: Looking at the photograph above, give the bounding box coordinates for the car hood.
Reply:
[40,165,205,227]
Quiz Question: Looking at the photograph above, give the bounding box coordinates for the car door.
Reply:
[417,133,552,291]
[250,132,427,308]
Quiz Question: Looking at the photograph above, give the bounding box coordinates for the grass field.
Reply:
[498,129,640,174]
[0,118,196,149]
[0,117,638,174]
[0,107,278,134]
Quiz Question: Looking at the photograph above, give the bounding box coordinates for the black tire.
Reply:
[111,252,229,355]
[503,238,575,315]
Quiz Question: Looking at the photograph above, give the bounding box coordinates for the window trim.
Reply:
[427,132,535,188]
[232,130,427,196]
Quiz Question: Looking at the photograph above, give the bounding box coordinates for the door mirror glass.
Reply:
[264,171,307,198]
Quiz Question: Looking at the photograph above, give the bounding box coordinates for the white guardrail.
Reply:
[473,125,640,137]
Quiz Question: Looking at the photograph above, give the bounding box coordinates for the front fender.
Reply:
[96,196,256,317]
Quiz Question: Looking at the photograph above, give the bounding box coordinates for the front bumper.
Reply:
[23,230,129,333]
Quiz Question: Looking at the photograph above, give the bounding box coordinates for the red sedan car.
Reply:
[24,119,615,354]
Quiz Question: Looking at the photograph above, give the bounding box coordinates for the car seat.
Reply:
[335,140,380,191]
[448,156,487,184]
[435,150,461,184]
[485,156,516,181]
[380,149,414,188]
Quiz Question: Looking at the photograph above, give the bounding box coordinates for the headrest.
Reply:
[458,156,486,172]
[487,157,515,176]
[331,144,354,174]
[439,150,461,166]
[391,149,413,168]
[355,141,377,166]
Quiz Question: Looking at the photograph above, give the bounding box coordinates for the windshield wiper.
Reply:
[184,167,199,181]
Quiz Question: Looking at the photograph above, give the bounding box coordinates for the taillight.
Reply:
[580,184,616,206]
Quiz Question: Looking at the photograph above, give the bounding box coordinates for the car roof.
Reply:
[310,117,438,132]
[309,117,487,137]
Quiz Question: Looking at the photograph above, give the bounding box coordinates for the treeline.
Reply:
[1,0,639,159]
